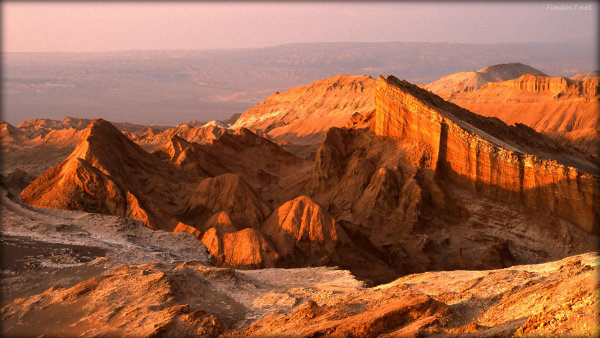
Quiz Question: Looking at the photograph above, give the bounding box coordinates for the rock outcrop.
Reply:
[201,227,281,268]
[185,174,271,229]
[262,196,350,262]
[234,253,599,338]
[154,127,305,197]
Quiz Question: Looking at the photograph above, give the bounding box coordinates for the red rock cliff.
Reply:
[374,75,599,233]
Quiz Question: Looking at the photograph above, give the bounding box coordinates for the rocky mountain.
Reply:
[447,74,600,154]
[571,70,600,81]
[1,117,174,178]
[232,74,375,144]
[0,115,250,180]
[19,119,194,231]
[16,116,170,140]
[133,123,224,151]
[0,121,27,148]
[19,74,598,286]
[424,62,547,98]
[223,112,242,126]
[302,75,597,277]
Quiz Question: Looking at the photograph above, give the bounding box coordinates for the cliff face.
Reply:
[375,75,599,233]
[485,74,599,96]
[447,74,599,154]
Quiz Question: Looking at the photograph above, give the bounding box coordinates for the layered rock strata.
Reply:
[375,75,599,233]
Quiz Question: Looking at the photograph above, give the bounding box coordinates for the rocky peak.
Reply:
[68,119,155,173]
[0,121,26,145]
[477,62,547,81]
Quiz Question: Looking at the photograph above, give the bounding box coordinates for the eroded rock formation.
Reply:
[375,75,599,233]
[446,74,600,154]
[20,119,193,231]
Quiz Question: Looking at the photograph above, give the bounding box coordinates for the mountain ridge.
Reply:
[424,62,547,98]
[446,74,599,154]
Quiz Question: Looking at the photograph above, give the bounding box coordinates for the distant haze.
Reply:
[1,2,597,125]
[3,42,596,126]
[3,2,597,52]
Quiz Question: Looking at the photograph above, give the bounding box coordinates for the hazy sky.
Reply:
[3,1,597,52]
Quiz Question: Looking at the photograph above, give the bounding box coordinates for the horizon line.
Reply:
[2,39,591,54]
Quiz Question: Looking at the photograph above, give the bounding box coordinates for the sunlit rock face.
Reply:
[445,74,600,154]
[424,62,548,98]
[374,75,598,233]
[485,73,599,96]
[232,74,376,145]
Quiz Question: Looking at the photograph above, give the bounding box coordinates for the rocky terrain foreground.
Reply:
[1,190,598,337]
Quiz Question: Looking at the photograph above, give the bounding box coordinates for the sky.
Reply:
[2,1,597,52]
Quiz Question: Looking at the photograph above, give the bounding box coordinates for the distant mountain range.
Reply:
[3,41,595,125]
